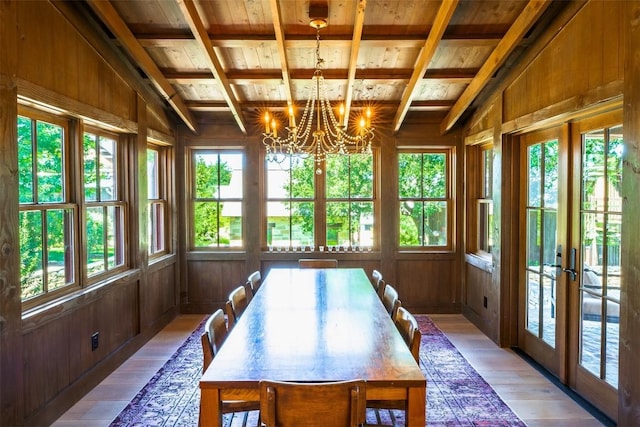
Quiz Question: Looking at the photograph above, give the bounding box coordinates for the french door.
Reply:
[518,111,622,422]
[568,111,621,420]
[518,126,569,378]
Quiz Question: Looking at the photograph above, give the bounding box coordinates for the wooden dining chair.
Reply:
[201,309,228,371]
[225,285,249,329]
[394,306,421,363]
[371,269,385,298]
[298,258,338,268]
[381,283,401,320]
[200,310,260,425]
[365,307,421,426]
[247,270,261,294]
[259,379,366,427]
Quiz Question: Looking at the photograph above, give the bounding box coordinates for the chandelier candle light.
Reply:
[262,13,374,174]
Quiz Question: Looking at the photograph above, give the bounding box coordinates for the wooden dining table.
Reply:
[199,267,426,426]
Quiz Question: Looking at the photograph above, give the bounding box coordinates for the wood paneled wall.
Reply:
[0,1,179,425]
[177,118,464,316]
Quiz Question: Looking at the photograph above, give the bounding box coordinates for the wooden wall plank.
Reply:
[16,1,137,126]
[503,0,623,123]
[0,0,23,424]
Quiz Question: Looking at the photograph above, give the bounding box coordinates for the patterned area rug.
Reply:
[110,315,525,427]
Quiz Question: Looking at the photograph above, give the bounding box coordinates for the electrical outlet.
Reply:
[483,296,488,308]
[91,332,99,351]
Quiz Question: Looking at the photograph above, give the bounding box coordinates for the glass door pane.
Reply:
[525,139,559,347]
[579,125,622,389]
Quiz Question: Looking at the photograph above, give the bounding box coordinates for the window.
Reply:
[398,150,452,249]
[266,154,315,249]
[147,146,168,256]
[478,144,494,254]
[325,154,374,248]
[192,150,243,248]
[18,111,77,303]
[83,129,127,277]
[265,152,375,250]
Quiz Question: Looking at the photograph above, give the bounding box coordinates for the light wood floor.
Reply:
[52,313,605,427]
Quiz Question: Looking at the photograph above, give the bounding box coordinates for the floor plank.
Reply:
[52,313,604,426]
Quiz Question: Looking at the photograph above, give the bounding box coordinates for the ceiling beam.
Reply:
[268,0,294,108]
[86,0,198,133]
[342,0,367,128]
[176,0,248,134]
[137,35,501,50]
[162,68,476,85]
[392,0,459,134]
[186,99,410,112]
[440,0,552,134]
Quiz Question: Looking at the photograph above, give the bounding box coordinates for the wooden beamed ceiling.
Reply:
[83,0,558,136]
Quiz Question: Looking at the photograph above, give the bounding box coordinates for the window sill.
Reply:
[465,252,494,273]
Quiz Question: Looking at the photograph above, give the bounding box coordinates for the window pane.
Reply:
[218,153,243,199]
[528,144,542,207]
[398,153,422,198]
[20,210,44,299]
[543,141,559,208]
[351,201,373,247]
[267,155,291,198]
[607,129,623,213]
[423,201,447,246]
[482,147,493,198]
[267,154,314,199]
[582,134,602,211]
[219,201,242,247]
[422,153,446,198]
[327,201,349,247]
[478,200,493,253]
[147,149,159,200]
[47,209,73,291]
[17,116,34,204]
[194,201,220,247]
[86,206,106,276]
[267,201,290,248]
[100,137,117,201]
[326,156,349,198]
[290,156,314,199]
[399,201,422,246]
[292,202,314,247]
[37,120,64,203]
[195,153,220,199]
[106,205,124,268]
[84,133,98,202]
[149,202,165,254]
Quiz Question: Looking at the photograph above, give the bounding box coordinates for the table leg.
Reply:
[406,385,426,427]
[200,388,221,427]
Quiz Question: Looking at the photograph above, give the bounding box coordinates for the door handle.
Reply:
[563,267,577,281]
[563,247,577,281]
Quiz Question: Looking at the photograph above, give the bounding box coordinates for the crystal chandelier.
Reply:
[262,16,374,173]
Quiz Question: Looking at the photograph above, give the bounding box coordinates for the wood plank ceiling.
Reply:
[81,0,562,136]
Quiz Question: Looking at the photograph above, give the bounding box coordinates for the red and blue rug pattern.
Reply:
[110,315,526,427]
